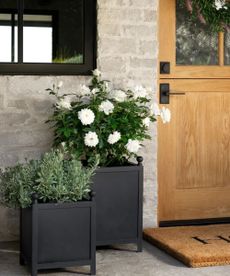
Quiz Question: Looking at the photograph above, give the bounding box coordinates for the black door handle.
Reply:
[164,92,186,96]
[160,84,185,104]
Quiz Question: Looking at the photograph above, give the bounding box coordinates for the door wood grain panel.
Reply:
[158,80,230,222]
[176,92,230,189]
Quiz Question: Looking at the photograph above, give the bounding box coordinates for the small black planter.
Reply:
[92,157,143,251]
[20,195,96,276]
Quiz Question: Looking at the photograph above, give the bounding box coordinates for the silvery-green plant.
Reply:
[47,70,170,166]
[0,149,97,208]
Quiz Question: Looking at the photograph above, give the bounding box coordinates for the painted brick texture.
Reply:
[0,0,158,241]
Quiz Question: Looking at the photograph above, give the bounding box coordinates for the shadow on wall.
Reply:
[0,206,19,242]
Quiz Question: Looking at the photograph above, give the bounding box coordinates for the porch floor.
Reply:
[0,241,229,276]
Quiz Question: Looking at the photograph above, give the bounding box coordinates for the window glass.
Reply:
[23,0,84,64]
[23,15,52,63]
[225,31,230,65]
[176,0,218,65]
[0,13,18,63]
[0,15,12,62]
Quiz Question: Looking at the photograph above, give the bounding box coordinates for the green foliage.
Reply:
[47,73,158,166]
[0,150,97,208]
[53,54,83,64]
[179,0,230,32]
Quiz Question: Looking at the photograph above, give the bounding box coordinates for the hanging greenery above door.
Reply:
[179,0,230,32]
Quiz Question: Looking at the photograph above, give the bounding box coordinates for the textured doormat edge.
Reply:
[143,228,230,268]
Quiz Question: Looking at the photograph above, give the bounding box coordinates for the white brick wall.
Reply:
[0,0,159,241]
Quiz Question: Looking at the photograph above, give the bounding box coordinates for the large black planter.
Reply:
[20,196,96,276]
[92,157,143,251]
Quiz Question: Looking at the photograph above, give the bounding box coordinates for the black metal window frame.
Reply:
[0,0,96,75]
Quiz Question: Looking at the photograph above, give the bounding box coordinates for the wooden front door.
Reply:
[158,0,230,224]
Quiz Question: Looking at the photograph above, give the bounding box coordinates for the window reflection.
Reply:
[0,13,18,62]
[176,0,218,65]
[23,0,84,64]
[225,31,230,65]
[23,15,53,63]
[0,25,12,62]
[0,0,84,64]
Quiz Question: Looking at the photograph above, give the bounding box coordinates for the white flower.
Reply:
[126,139,141,153]
[92,69,101,77]
[79,84,91,96]
[108,131,121,145]
[57,98,71,110]
[151,103,161,116]
[57,81,63,88]
[109,90,127,102]
[99,100,114,115]
[78,108,95,125]
[160,107,171,123]
[84,131,99,147]
[61,142,66,148]
[132,85,148,99]
[143,117,151,127]
[214,0,227,10]
[91,88,100,95]
[104,82,111,92]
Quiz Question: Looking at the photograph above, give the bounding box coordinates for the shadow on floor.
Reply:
[142,240,185,268]
[0,240,187,275]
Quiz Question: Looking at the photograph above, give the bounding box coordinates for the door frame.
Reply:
[157,0,230,226]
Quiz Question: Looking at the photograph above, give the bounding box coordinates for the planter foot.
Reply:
[19,255,25,266]
[31,266,37,276]
[137,241,143,252]
[90,262,96,275]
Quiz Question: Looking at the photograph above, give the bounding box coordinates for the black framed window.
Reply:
[0,0,96,75]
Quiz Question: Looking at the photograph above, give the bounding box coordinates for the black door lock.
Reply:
[160,62,170,74]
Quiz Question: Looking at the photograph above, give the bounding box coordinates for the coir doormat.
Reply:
[144,224,230,268]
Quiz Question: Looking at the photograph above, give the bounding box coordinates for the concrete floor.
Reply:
[1,241,230,276]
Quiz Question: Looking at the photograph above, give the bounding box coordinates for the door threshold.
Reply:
[159,217,230,227]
